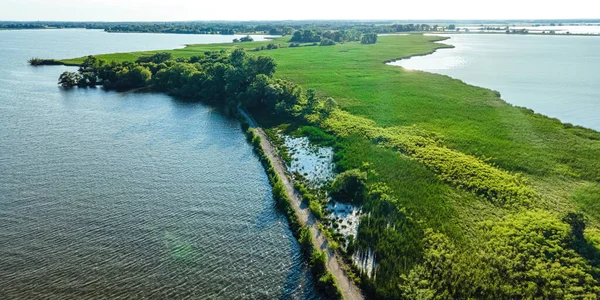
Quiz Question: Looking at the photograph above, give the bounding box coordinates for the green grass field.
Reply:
[62,32,600,232]
[60,34,600,297]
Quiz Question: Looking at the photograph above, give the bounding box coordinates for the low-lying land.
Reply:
[49,34,600,299]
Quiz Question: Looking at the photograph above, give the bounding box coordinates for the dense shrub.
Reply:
[400,211,600,299]
[28,58,63,66]
[330,169,367,204]
[298,226,313,255]
[239,35,253,42]
[319,38,336,46]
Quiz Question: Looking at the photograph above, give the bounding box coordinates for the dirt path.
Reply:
[239,109,364,300]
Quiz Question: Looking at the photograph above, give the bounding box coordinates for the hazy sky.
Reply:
[1,0,599,21]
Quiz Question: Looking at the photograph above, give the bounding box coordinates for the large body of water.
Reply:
[0,29,320,299]
[392,34,600,131]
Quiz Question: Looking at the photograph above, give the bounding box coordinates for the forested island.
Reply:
[35,31,600,299]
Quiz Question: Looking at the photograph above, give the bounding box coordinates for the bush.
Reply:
[320,38,336,46]
[239,35,254,42]
[330,169,367,204]
[310,250,327,276]
[298,226,313,255]
[317,272,342,299]
[309,199,324,219]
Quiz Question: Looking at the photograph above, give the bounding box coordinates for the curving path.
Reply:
[239,109,364,300]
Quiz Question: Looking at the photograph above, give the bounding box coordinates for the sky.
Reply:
[1,0,599,22]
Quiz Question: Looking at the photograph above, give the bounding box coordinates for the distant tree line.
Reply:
[4,20,600,33]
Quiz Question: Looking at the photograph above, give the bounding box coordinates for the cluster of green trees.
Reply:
[360,33,378,44]
[99,22,459,36]
[289,29,362,44]
[28,58,62,66]
[0,23,46,29]
[104,23,238,35]
[57,49,339,121]
[232,35,253,43]
[330,169,367,204]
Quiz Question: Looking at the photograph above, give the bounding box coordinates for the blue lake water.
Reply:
[392,34,600,131]
[0,29,319,299]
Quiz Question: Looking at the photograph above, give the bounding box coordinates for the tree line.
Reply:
[56,50,338,121]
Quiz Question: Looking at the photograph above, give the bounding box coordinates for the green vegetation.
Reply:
[58,71,82,87]
[233,35,254,43]
[28,58,63,66]
[244,122,343,299]
[310,250,342,299]
[400,211,600,299]
[53,33,600,299]
[330,169,367,204]
[361,33,378,44]
[243,127,301,236]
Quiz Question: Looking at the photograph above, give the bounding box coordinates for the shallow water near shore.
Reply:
[0,29,320,299]
[392,34,600,131]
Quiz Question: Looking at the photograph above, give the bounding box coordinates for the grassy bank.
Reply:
[56,34,600,298]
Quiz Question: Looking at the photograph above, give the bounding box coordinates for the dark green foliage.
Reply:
[239,35,254,42]
[58,71,82,87]
[330,169,367,204]
[310,250,327,276]
[361,33,378,44]
[290,29,322,43]
[57,49,286,116]
[320,38,336,46]
[28,58,62,66]
[564,211,588,240]
[290,29,361,44]
[136,52,173,64]
[298,226,313,255]
[309,250,342,299]
[317,272,342,299]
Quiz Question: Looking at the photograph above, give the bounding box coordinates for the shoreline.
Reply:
[386,35,600,133]
[239,108,364,300]
[382,36,453,64]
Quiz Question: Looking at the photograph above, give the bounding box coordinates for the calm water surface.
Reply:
[392,34,600,131]
[0,29,319,299]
